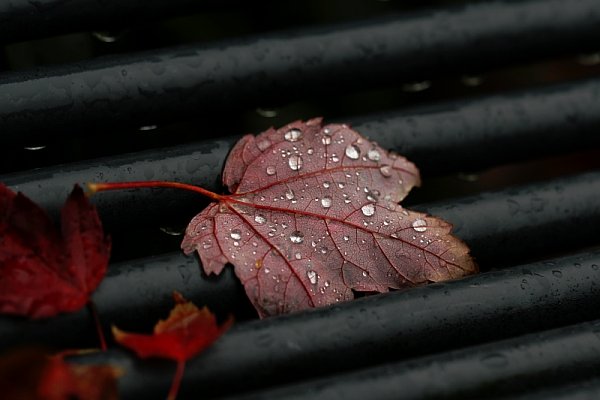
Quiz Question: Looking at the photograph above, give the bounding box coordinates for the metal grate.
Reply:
[2,1,600,399]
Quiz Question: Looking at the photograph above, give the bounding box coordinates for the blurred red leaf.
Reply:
[0,348,121,400]
[181,118,477,317]
[112,292,232,400]
[0,184,111,318]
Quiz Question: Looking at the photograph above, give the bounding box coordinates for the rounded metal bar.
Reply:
[61,250,600,399]
[2,0,600,141]
[221,319,600,400]
[0,0,241,44]
[3,77,600,233]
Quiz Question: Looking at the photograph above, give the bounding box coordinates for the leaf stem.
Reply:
[167,360,186,400]
[87,301,107,352]
[87,181,222,201]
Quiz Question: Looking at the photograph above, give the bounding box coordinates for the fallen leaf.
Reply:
[0,184,111,318]
[88,118,477,318]
[0,347,121,400]
[112,292,232,400]
[181,118,477,316]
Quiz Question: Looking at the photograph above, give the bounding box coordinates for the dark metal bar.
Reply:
[2,0,600,142]
[220,319,600,400]
[3,77,600,232]
[59,250,600,399]
[0,0,243,44]
[2,168,599,350]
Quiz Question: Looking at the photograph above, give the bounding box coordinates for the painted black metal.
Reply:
[220,318,600,400]
[2,0,600,142]
[54,250,600,399]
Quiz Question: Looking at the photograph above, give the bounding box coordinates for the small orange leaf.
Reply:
[112,292,232,400]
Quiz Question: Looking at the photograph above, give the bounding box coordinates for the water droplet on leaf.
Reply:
[254,215,266,224]
[284,128,303,142]
[321,197,332,208]
[345,144,360,160]
[367,149,381,161]
[230,229,242,240]
[361,204,375,216]
[266,166,276,176]
[290,231,304,244]
[412,219,427,232]
[307,270,318,285]
[379,165,392,177]
[288,155,303,171]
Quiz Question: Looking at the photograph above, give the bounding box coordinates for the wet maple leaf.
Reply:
[0,184,111,319]
[112,292,232,400]
[89,118,477,318]
[0,348,121,400]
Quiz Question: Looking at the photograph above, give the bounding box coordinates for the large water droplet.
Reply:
[288,155,303,171]
[361,204,375,216]
[254,215,266,224]
[266,166,276,176]
[230,229,242,240]
[290,231,304,244]
[284,128,303,142]
[367,148,381,161]
[345,144,360,160]
[379,165,392,177]
[412,219,427,232]
[307,270,318,285]
[321,197,332,208]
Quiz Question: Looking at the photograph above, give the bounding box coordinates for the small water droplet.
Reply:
[284,128,303,142]
[24,145,46,151]
[331,155,339,162]
[256,108,278,118]
[324,280,331,287]
[366,190,379,202]
[290,231,304,244]
[233,241,240,247]
[254,215,266,224]
[323,181,331,189]
[343,236,350,242]
[307,148,314,155]
[321,197,332,208]
[264,267,270,274]
[402,80,432,92]
[345,144,360,160]
[362,271,368,277]
[337,182,345,189]
[552,270,563,278]
[230,229,242,240]
[295,252,302,260]
[288,155,303,171]
[266,166,276,175]
[307,270,318,285]
[361,204,375,216]
[202,241,213,249]
[285,188,295,200]
[367,148,381,161]
[412,219,427,232]
[322,136,332,145]
[383,218,390,226]
[320,246,328,254]
[379,165,392,177]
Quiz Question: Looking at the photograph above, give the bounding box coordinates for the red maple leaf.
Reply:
[0,184,111,319]
[0,348,121,400]
[89,118,477,318]
[112,292,232,400]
